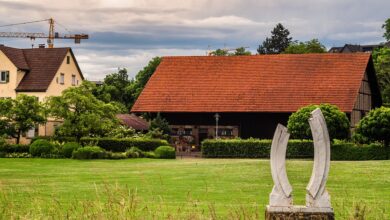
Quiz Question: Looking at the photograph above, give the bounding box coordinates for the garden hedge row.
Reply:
[201,139,389,160]
[80,137,169,152]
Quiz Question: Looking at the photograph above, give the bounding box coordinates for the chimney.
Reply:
[38,44,45,48]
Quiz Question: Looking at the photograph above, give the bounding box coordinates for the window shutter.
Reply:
[5,71,9,83]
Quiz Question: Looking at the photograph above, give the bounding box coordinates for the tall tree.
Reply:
[257,23,292,54]
[383,18,390,41]
[47,81,120,142]
[283,39,327,54]
[0,95,46,144]
[372,47,390,105]
[127,57,161,107]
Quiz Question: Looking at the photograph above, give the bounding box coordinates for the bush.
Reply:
[287,104,350,140]
[31,136,77,143]
[107,152,127,160]
[125,147,144,158]
[0,144,30,153]
[62,142,82,158]
[80,137,168,152]
[155,146,176,159]
[29,139,54,157]
[354,107,390,147]
[201,138,389,160]
[72,146,107,160]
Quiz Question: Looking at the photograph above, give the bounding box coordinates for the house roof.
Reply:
[116,114,149,130]
[131,53,377,113]
[0,45,83,92]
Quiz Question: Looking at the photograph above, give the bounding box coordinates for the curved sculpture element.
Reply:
[306,108,332,208]
[269,124,293,206]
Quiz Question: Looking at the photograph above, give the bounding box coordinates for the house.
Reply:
[131,54,382,147]
[0,45,84,142]
[116,114,149,131]
[328,42,390,53]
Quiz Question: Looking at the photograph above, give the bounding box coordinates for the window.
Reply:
[218,128,233,136]
[60,73,65,84]
[72,75,76,86]
[66,56,70,64]
[0,71,9,83]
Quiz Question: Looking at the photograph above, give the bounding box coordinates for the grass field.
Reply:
[0,158,389,219]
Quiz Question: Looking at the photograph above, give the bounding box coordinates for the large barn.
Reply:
[131,53,382,148]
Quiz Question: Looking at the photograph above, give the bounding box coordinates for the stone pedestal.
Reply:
[265,206,334,220]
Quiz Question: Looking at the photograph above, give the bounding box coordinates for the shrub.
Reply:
[80,137,168,152]
[155,146,176,159]
[0,144,30,153]
[107,152,127,160]
[62,142,82,158]
[287,104,350,140]
[144,151,156,158]
[29,139,54,157]
[201,138,389,160]
[72,146,107,160]
[354,107,390,147]
[31,136,77,143]
[125,147,144,158]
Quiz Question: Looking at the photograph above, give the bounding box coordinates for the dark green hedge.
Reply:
[31,136,77,143]
[80,137,169,152]
[0,144,30,153]
[201,139,389,160]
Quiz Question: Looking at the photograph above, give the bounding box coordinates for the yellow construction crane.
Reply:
[0,18,88,48]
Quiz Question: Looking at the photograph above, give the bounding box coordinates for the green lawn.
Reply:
[0,158,389,219]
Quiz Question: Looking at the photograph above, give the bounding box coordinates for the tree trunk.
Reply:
[16,131,21,144]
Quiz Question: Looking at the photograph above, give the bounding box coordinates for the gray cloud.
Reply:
[0,0,389,80]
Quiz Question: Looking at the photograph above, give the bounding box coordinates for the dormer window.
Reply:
[0,71,9,83]
[60,73,65,85]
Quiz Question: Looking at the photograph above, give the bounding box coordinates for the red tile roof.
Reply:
[131,53,372,113]
[116,114,149,130]
[0,45,83,92]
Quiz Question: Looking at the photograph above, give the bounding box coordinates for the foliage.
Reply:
[106,152,127,160]
[80,137,168,152]
[72,146,107,159]
[287,104,350,140]
[0,95,46,144]
[201,138,388,160]
[126,57,161,108]
[210,47,251,56]
[154,146,176,159]
[125,147,145,158]
[62,142,81,158]
[372,47,390,105]
[0,152,32,158]
[149,113,171,136]
[354,107,390,147]
[0,144,29,153]
[107,126,137,138]
[31,136,77,143]
[383,18,390,41]
[201,138,312,158]
[257,23,292,54]
[283,39,327,54]
[47,81,120,142]
[29,139,54,157]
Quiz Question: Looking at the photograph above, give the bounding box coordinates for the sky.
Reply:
[0,0,389,80]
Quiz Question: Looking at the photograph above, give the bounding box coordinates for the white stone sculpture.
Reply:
[269,124,293,206]
[268,108,332,211]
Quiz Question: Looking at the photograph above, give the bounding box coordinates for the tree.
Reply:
[127,57,161,107]
[148,113,171,140]
[283,39,327,54]
[257,23,292,54]
[383,18,390,41]
[372,47,390,105]
[0,95,46,144]
[47,81,120,142]
[210,47,251,56]
[354,107,390,148]
[287,104,350,140]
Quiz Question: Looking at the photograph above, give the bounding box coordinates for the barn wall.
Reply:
[351,71,372,128]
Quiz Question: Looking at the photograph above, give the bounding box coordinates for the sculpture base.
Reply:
[266,206,334,220]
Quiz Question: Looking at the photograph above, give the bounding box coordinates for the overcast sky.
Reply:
[0,0,389,80]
